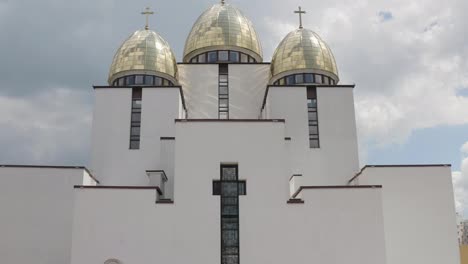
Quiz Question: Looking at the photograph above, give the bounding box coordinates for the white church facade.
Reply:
[0,2,460,264]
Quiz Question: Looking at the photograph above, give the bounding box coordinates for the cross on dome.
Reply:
[294,6,306,29]
[141,7,154,30]
[221,0,226,5]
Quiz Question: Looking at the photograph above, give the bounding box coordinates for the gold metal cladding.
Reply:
[271,28,339,81]
[183,3,263,62]
[108,29,178,85]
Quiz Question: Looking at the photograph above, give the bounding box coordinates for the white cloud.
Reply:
[0,88,92,165]
[462,142,468,155]
[453,141,468,217]
[0,0,466,168]
[262,0,468,153]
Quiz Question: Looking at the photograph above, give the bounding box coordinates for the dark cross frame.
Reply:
[213,164,246,264]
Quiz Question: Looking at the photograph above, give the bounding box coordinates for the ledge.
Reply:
[74,185,162,195]
[175,119,285,123]
[289,174,302,181]
[348,164,452,184]
[266,84,356,89]
[146,170,168,182]
[93,85,182,89]
[177,62,271,65]
[292,185,382,199]
[156,199,174,204]
[0,165,100,184]
[287,198,305,204]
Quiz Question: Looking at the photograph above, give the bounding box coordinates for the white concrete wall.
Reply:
[178,64,270,119]
[266,86,360,185]
[243,187,387,264]
[90,87,182,186]
[72,121,386,264]
[0,166,90,264]
[229,64,270,119]
[178,64,219,118]
[354,166,460,264]
[160,139,175,199]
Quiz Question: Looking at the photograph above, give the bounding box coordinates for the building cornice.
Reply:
[292,185,382,199]
[175,119,285,123]
[0,165,100,184]
[347,164,452,184]
[177,62,271,65]
[74,185,163,195]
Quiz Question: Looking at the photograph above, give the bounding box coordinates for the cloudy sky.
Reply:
[0,0,467,215]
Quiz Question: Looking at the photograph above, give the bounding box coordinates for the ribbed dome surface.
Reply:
[108,29,178,84]
[183,3,262,62]
[271,28,338,82]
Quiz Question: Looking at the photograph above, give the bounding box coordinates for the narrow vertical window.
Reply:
[307,87,320,148]
[219,64,229,119]
[220,165,240,264]
[130,88,142,149]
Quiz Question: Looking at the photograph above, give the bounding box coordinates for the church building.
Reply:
[0,2,460,264]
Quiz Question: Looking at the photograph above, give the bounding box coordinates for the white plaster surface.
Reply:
[178,64,219,118]
[178,64,269,119]
[0,167,91,264]
[71,121,386,264]
[266,86,360,185]
[354,166,460,264]
[90,88,183,186]
[229,64,269,119]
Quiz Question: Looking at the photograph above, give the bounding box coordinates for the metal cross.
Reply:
[141,7,154,30]
[221,0,226,5]
[294,6,306,29]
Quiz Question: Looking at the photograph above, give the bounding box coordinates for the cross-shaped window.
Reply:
[213,165,246,264]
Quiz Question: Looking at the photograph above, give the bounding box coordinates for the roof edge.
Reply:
[348,164,452,184]
[0,165,100,184]
[292,185,382,198]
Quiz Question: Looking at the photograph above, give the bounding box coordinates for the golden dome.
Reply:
[183,2,263,62]
[108,29,178,85]
[271,28,339,83]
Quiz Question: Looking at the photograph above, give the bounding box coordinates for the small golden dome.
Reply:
[108,29,178,85]
[183,3,263,62]
[271,28,339,83]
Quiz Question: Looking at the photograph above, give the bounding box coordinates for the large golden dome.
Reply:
[271,28,339,84]
[108,29,178,85]
[183,2,263,62]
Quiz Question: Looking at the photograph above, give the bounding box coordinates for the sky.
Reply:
[0,0,467,215]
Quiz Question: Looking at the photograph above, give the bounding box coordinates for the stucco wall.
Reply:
[178,64,219,118]
[266,86,360,186]
[178,64,269,119]
[71,121,386,264]
[90,87,182,186]
[229,64,269,119]
[0,166,91,264]
[354,166,460,264]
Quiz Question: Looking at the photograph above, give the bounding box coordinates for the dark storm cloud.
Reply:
[1,0,468,169]
[0,0,212,97]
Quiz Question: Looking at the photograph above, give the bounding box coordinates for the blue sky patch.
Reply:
[378,11,394,22]
[365,124,468,171]
[457,88,468,97]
